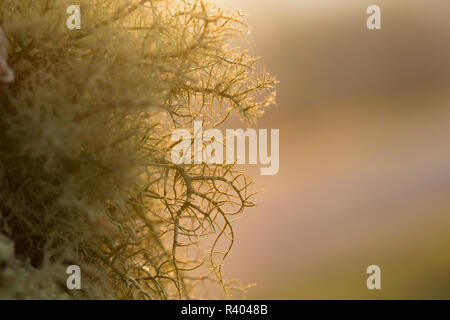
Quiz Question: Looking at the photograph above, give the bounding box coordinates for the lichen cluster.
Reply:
[0,0,276,299]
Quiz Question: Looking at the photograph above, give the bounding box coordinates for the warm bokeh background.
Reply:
[219,0,450,299]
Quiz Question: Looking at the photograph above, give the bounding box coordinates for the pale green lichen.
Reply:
[0,0,276,299]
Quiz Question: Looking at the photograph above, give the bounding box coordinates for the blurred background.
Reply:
[218,0,450,299]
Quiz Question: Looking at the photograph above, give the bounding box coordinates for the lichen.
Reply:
[0,0,276,299]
